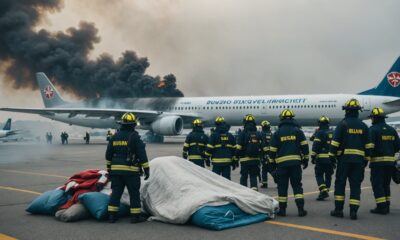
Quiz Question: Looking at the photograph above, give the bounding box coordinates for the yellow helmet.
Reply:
[215,116,225,125]
[261,120,271,127]
[120,112,137,125]
[280,109,295,120]
[342,98,362,111]
[243,114,256,124]
[369,107,386,118]
[192,118,203,127]
[318,116,330,124]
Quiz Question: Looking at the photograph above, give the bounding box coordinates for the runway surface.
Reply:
[0,139,397,240]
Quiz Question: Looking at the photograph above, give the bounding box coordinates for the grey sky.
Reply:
[1,0,400,120]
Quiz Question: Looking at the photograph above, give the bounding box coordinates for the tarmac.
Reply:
[0,138,398,240]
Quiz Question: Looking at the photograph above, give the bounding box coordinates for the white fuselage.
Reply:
[0,130,11,138]
[41,94,400,129]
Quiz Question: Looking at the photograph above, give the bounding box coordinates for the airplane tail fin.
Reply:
[359,57,400,97]
[3,118,11,130]
[36,73,67,108]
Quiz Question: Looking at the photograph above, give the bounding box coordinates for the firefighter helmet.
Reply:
[243,114,256,124]
[192,118,203,126]
[318,116,330,124]
[119,112,137,125]
[280,109,295,119]
[342,98,362,111]
[215,116,225,125]
[261,120,271,128]
[369,107,387,118]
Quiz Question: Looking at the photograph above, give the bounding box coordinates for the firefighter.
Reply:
[368,107,400,215]
[106,130,113,142]
[235,114,263,191]
[106,113,149,224]
[260,120,273,188]
[205,116,236,180]
[311,116,334,201]
[329,99,372,220]
[269,110,309,217]
[182,119,209,167]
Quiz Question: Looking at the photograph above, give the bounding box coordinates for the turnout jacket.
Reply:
[205,123,236,165]
[269,119,309,167]
[369,119,400,167]
[260,128,273,155]
[183,127,209,160]
[311,124,333,164]
[329,112,372,164]
[235,123,264,163]
[106,126,149,175]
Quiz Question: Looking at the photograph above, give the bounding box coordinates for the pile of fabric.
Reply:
[26,157,278,230]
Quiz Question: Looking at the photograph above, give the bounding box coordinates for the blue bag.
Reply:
[191,203,268,230]
[26,189,68,215]
[78,192,130,220]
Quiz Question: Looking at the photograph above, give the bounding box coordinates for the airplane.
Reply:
[1,57,400,142]
[0,118,19,138]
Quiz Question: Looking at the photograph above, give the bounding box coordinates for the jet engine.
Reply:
[150,116,183,136]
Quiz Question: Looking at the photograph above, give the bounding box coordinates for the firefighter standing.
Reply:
[205,116,236,180]
[182,119,209,167]
[368,107,400,215]
[235,115,264,191]
[106,113,149,224]
[260,120,273,188]
[106,130,113,142]
[329,99,372,220]
[311,116,335,201]
[269,110,309,217]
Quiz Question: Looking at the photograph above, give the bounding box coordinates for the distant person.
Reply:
[182,119,209,167]
[260,120,274,188]
[269,110,309,217]
[106,130,113,142]
[311,116,334,201]
[106,113,149,224]
[46,132,50,144]
[85,132,90,144]
[61,132,65,144]
[49,132,53,144]
[235,114,264,191]
[205,117,236,180]
[329,99,372,220]
[368,108,400,215]
[65,132,69,144]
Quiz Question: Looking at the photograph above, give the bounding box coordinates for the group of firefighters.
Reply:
[105,98,399,223]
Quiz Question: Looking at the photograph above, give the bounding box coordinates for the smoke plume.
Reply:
[0,0,183,98]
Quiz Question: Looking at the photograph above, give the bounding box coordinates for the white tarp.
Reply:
[141,156,279,224]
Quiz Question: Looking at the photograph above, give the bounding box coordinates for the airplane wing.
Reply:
[0,107,199,123]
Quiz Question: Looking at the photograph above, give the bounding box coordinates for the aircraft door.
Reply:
[362,98,371,111]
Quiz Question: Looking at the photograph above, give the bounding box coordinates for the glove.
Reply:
[96,182,105,191]
[182,152,188,159]
[302,159,308,170]
[205,158,211,167]
[144,168,150,180]
[311,156,316,164]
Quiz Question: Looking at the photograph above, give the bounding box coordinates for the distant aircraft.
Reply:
[0,118,19,138]
[2,57,400,142]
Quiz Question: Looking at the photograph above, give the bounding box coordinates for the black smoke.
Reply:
[0,0,184,98]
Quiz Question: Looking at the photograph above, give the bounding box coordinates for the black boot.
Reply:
[130,214,148,224]
[330,209,344,218]
[316,191,329,201]
[370,203,388,215]
[277,208,286,217]
[350,210,358,220]
[298,207,307,217]
[108,214,118,223]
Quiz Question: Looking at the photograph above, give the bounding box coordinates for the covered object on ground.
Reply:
[141,156,278,226]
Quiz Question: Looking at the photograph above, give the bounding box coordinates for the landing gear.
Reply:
[143,131,164,143]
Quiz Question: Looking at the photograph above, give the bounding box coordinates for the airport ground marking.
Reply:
[0,169,68,179]
[0,186,41,196]
[265,221,384,240]
[272,186,372,199]
[0,233,17,240]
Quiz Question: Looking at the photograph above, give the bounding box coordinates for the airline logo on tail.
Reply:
[387,72,400,87]
[43,85,55,99]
